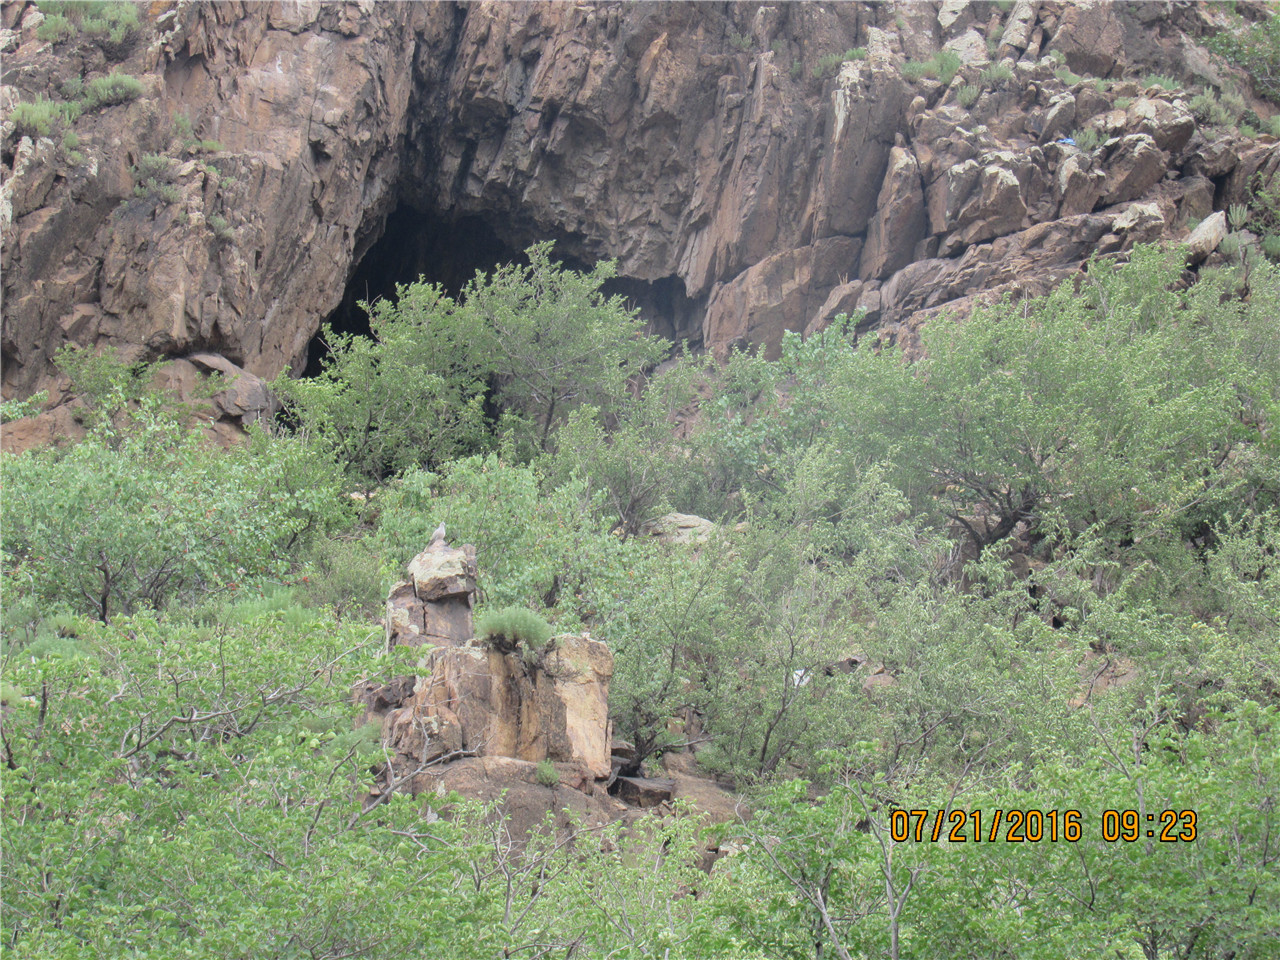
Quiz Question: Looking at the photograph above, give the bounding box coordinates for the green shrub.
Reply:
[1241,123,1259,138]
[1207,11,1280,102]
[980,62,1014,87]
[1048,48,1066,65]
[59,76,84,100]
[1190,89,1238,127]
[207,213,234,241]
[294,535,387,622]
[1144,74,1179,91]
[475,606,553,653]
[1056,66,1083,86]
[812,48,867,80]
[790,59,803,80]
[902,50,961,85]
[902,60,929,82]
[535,759,560,787]
[1229,202,1250,230]
[35,13,76,42]
[198,138,223,153]
[1071,126,1101,151]
[933,49,962,86]
[1,416,349,622]
[1261,234,1280,260]
[83,71,143,109]
[10,97,80,138]
[0,391,48,424]
[958,84,981,108]
[1219,232,1243,258]
[1115,95,1135,110]
[728,31,752,52]
[130,153,181,204]
[36,1,138,53]
[1267,115,1280,138]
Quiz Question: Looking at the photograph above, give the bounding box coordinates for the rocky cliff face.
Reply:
[3,1,1278,442]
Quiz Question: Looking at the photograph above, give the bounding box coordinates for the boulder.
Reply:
[1185,211,1227,264]
[613,776,676,809]
[641,513,717,544]
[1099,134,1166,206]
[1046,0,1123,77]
[386,540,478,648]
[862,146,928,281]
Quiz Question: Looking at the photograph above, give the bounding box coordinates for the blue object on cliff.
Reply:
[1056,137,1077,145]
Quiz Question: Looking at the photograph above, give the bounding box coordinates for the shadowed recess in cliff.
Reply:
[307,205,704,377]
[304,207,521,377]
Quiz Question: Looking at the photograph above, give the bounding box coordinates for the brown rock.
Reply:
[862,146,928,281]
[613,775,676,809]
[1099,134,1166,206]
[1047,0,1123,77]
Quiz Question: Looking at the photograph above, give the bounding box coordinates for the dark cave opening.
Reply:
[306,204,705,377]
[304,206,522,377]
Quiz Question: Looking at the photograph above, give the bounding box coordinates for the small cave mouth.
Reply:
[304,206,523,377]
[306,204,706,377]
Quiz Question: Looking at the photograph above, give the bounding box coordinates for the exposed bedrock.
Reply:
[3,0,1278,436]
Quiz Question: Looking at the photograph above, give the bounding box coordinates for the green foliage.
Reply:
[207,212,234,241]
[812,48,867,80]
[979,61,1014,87]
[1145,73,1180,90]
[1262,233,1280,260]
[1267,113,1280,137]
[534,759,560,786]
[35,12,76,42]
[292,535,387,622]
[476,606,554,653]
[1071,125,1101,150]
[1207,8,1280,102]
[1,415,349,622]
[1115,94,1135,110]
[0,390,48,424]
[9,97,80,138]
[727,30,752,52]
[957,83,981,108]
[1056,65,1084,85]
[790,58,803,80]
[460,242,669,455]
[1191,88,1241,127]
[902,50,962,86]
[902,59,929,82]
[932,49,962,85]
[53,342,156,432]
[276,243,665,486]
[82,70,144,109]
[36,0,140,52]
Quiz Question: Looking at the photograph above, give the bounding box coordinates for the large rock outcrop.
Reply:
[3,1,1279,439]
[362,539,615,794]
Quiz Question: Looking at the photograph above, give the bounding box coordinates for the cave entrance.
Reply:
[306,203,705,376]
[304,206,522,376]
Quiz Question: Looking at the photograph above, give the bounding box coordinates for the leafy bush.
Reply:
[1071,126,1101,151]
[1207,10,1280,102]
[293,535,388,622]
[35,12,76,42]
[1144,73,1180,90]
[901,59,929,82]
[207,213,234,241]
[82,71,143,109]
[1190,89,1238,127]
[276,243,667,485]
[958,84,981,108]
[1056,65,1084,85]
[475,606,554,653]
[9,97,81,138]
[535,759,560,787]
[980,62,1014,86]
[0,391,48,424]
[1262,233,1280,260]
[812,48,867,80]
[790,59,803,79]
[728,31,752,52]
[1,414,349,622]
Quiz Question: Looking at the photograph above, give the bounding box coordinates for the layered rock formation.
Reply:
[3,1,1278,440]
[360,538,616,803]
